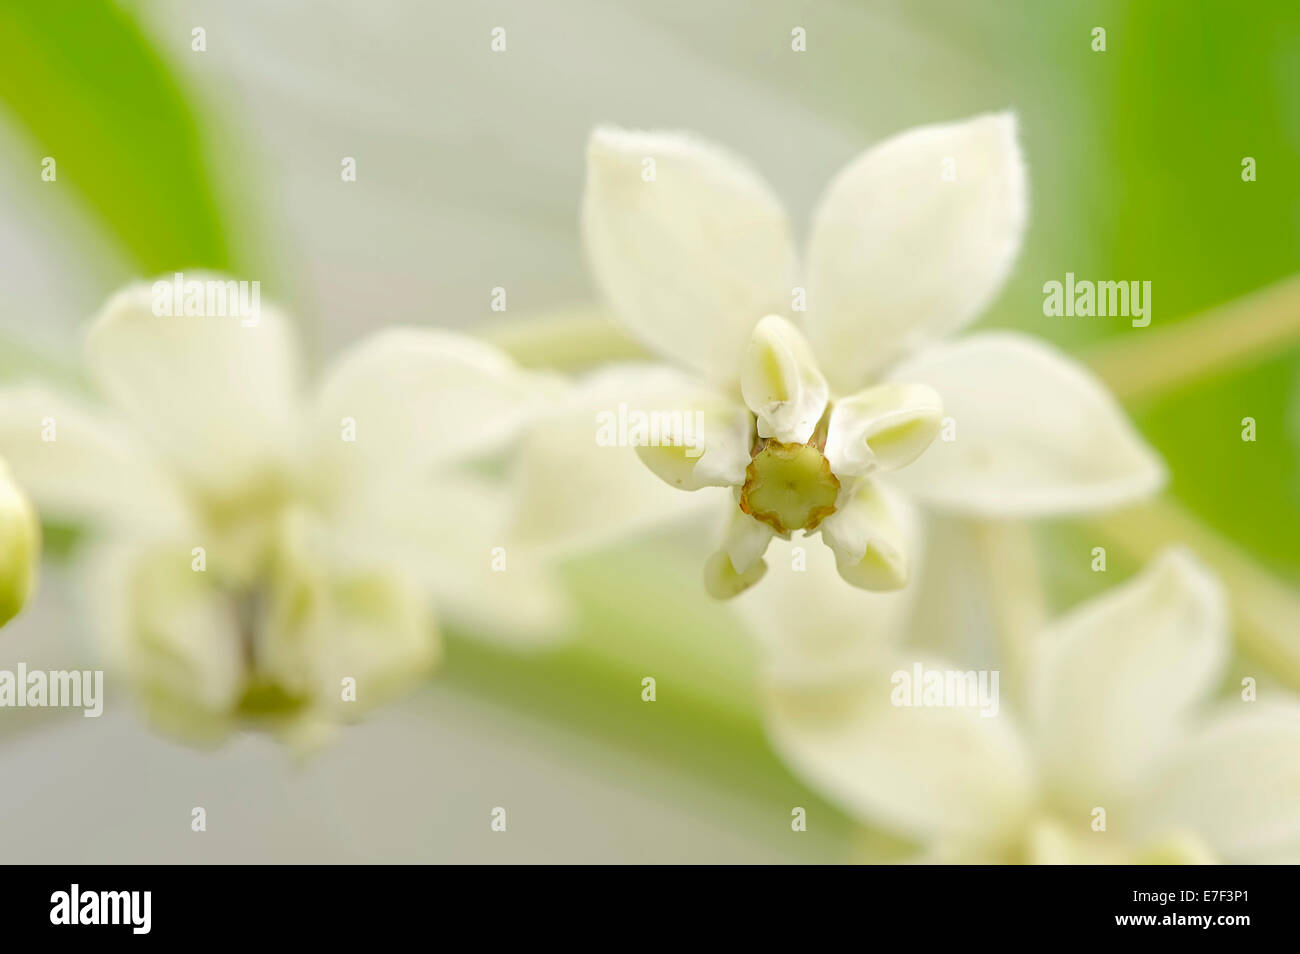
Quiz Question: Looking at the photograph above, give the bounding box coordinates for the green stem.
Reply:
[1083,273,1300,403]
[969,519,1048,701]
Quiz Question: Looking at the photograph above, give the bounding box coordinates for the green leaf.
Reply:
[0,0,234,272]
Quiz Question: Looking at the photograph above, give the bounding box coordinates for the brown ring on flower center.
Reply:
[739,439,840,534]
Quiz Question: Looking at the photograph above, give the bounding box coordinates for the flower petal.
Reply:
[0,383,191,535]
[804,112,1028,390]
[260,511,441,717]
[1028,549,1227,812]
[330,472,576,648]
[313,327,556,492]
[703,547,768,600]
[734,499,921,684]
[740,315,829,444]
[583,127,796,381]
[312,330,575,639]
[635,401,754,491]
[0,462,39,627]
[719,507,776,575]
[91,540,246,743]
[1132,702,1300,864]
[820,478,910,590]
[824,381,943,478]
[762,654,1035,843]
[888,332,1166,516]
[508,364,728,556]
[85,281,303,499]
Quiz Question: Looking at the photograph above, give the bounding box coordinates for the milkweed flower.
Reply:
[762,549,1300,863]
[0,282,569,744]
[581,113,1164,598]
[0,460,38,627]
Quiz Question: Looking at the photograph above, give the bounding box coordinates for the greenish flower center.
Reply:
[740,440,840,534]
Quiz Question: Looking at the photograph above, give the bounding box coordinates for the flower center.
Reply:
[739,440,840,534]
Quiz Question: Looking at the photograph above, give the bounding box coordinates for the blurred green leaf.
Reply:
[1137,351,1300,578]
[0,0,234,272]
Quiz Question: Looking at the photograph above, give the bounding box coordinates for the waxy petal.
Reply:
[824,381,943,478]
[888,332,1166,516]
[635,401,754,491]
[0,462,38,627]
[820,479,910,590]
[1028,549,1227,811]
[86,281,303,500]
[740,314,829,445]
[720,506,776,575]
[804,112,1027,390]
[508,364,725,556]
[763,654,1035,843]
[583,127,796,382]
[703,546,767,600]
[735,505,921,685]
[0,383,191,536]
[314,327,553,491]
[1132,702,1300,864]
[92,540,247,743]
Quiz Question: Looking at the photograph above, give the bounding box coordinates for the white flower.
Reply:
[0,282,569,744]
[762,549,1300,863]
[0,460,39,627]
[581,114,1164,599]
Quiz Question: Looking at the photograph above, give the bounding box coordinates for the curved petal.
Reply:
[0,383,192,535]
[820,478,910,590]
[703,546,768,600]
[762,654,1036,844]
[888,332,1166,516]
[85,281,304,500]
[90,540,245,743]
[313,327,558,495]
[635,402,753,491]
[582,127,796,381]
[824,382,943,478]
[0,462,39,626]
[740,315,828,445]
[804,112,1028,390]
[331,472,576,648]
[1028,549,1227,812]
[702,505,775,601]
[1131,702,1300,864]
[260,512,441,719]
[734,494,921,684]
[720,507,775,575]
[508,364,727,556]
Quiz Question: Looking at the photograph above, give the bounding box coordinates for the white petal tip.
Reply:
[704,549,767,600]
[833,544,908,591]
[741,314,828,445]
[1145,546,1227,621]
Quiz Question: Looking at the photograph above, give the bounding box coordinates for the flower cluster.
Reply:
[1,111,1294,866]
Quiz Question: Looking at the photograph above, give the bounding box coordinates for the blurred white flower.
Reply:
[763,549,1300,863]
[581,113,1165,599]
[0,283,571,744]
[0,459,39,627]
